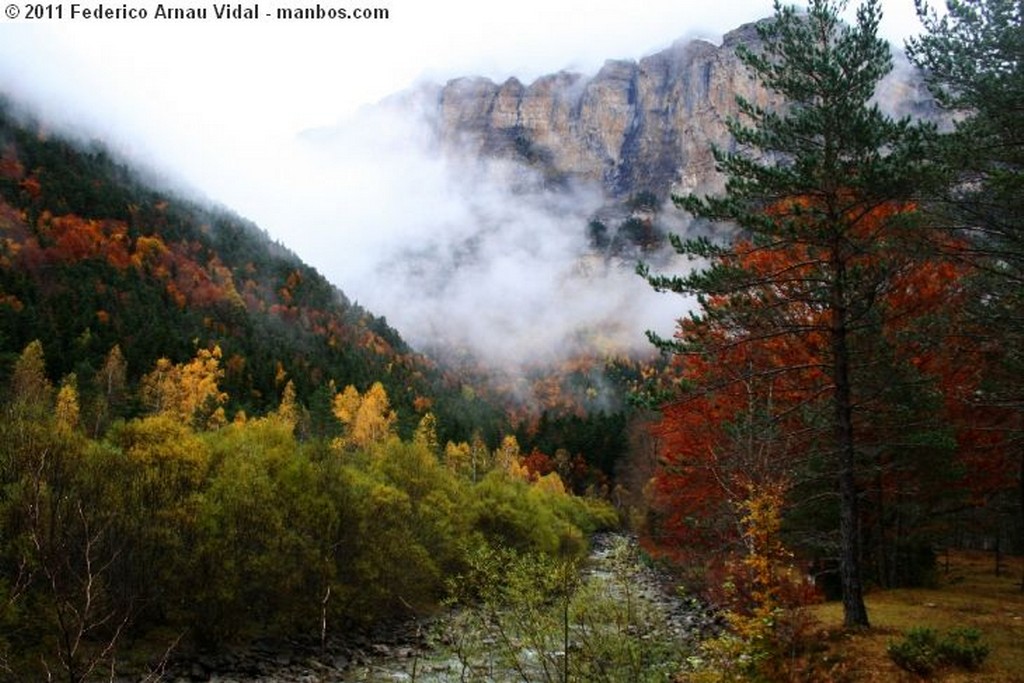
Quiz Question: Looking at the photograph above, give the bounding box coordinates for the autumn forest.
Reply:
[1,0,1023,680]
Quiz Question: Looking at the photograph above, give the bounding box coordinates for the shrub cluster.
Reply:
[887,626,990,676]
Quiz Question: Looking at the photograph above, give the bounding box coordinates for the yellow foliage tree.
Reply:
[275,380,300,432]
[331,385,361,427]
[54,374,80,435]
[141,346,228,430]
[690,478,811,682]
[469,432,492,483]
[533,471,567,496]
[720,478,810,677]
[116,414,209,486]
[444,441,472,478]
[95,345,127,401]
[495,435,521,474]
[508,460,530,481]
[355,382,396,446]
[331,381,396,450]
[441,433,492,482]
[413,412,440,457]
[10,339,52,415]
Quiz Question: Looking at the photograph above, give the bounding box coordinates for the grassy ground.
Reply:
[797,550,1024,682]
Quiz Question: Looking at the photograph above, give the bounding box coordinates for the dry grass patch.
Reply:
[797,550,1024,682]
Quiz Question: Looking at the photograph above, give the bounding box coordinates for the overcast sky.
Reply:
[0,0,935,365]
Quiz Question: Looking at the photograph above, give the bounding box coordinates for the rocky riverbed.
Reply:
[152,534,719,682]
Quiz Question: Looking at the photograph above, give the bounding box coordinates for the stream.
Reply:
[158,534,720,682]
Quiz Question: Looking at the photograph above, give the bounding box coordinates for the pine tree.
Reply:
[907,0,1023,242]
[907,0,1024,583]
[906,0,1023,349]
[641,0,938,627]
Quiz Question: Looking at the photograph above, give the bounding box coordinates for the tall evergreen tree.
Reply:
[907,0,1023,246]
[907,0,1024,570]
[641,0,938,627]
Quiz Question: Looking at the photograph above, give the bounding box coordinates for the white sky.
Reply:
[0,0,933,364]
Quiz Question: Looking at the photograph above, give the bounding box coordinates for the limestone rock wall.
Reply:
[428,22,776,201]
[417,19,932,205]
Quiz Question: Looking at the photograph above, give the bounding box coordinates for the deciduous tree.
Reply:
[9,340,52,416]
[54,374,80,436]
[90,345,127,438]
[331,382,397,450]
[140,346,227,430]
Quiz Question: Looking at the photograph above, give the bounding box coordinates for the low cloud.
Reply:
[267,101,686,369]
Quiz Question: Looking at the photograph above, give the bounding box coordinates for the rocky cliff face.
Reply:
[419,21,775,203]
[408,19,932,207]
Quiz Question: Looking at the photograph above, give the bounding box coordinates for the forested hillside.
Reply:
[0,99,512,444]
[0,99,646,479]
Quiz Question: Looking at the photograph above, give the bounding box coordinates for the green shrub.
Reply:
[888,628,943,676]
[888,626,989,676]
[938,627,990,671]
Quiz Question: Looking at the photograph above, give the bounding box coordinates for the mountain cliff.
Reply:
[427,22,768,202]
[403,20,934,209]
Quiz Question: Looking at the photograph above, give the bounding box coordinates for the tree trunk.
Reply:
[831,255,871,628]
[874,461,888,588]
[1019,446,1024,591]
